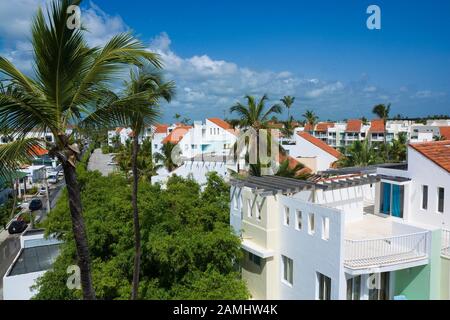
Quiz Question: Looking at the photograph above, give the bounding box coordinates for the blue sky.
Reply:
[1,0,449,122]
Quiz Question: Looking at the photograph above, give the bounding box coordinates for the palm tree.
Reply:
[389,132,407,162]
[302,110,318,130]
[0,0,160,300]
[372,103,391,161]
[230,95,282,130]
[111,67,174,299]
[154,142,180,172]
[281,116,296,138]
[276,159,308,179]
[337,139,381,167]
[280,96,295,119]
[230,95,282,174]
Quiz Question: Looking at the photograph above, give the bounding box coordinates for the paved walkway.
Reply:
[87,149,117,176]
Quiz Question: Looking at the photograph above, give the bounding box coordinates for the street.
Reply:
[0,178,66,299]
[87,148,117,176]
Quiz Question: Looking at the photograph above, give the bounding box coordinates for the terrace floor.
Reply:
[345,214,395,240]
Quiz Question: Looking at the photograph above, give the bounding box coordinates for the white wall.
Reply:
[406,147,450,228]
[3,271,45,300]
[277,196,346,299]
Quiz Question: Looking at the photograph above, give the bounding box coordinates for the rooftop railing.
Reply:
[344,231,429,269]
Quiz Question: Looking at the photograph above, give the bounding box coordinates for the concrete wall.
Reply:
[277,196,345,299]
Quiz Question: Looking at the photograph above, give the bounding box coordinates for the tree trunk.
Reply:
[384,120,388,161]
[61,160,96,300]
[131,136,141,300]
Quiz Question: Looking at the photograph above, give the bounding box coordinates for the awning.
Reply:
[241,239,274,258]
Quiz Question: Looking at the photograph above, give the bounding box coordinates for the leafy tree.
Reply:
[337,139,382,167]
[0,0,160,299]
[276,159,309,179]
[389,132,407,162]
[33,171,249,300]
[281,116,296,138]
[372,103,391,161]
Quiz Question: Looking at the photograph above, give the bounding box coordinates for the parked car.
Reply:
[47,175,57,184]
[29,198,43,211]
[8,220,28,234]
[57,171,64,177]
[39,186,47,195]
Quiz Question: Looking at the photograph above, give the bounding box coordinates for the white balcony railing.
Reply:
[344,231,429,269]
[442,229,450,258]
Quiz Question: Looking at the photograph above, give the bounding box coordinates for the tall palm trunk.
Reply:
[383,120,388,161]
[61,160,96,300]
[131,135,141,299]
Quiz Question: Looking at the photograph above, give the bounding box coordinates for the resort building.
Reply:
[3,229,62,300]
[230,140,450,300]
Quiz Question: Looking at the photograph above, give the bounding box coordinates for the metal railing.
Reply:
[344,231,429,269]
[442,229,450,258]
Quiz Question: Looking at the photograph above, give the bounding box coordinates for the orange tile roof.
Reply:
[297,131,342,159]
[162,126,192,144]
[208,118,239,136]
[316,122,334,132]
[29,145,48,157]
[369,119,385,133]
[439,126,450,140]
[115,127,123,134]
[304,123,314,131]
[409,140,450,173]
[154,124,169,134]
[346,119,363,132]
[278,153,312,176]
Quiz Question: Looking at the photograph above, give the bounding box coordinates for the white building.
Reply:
[230,139,450,299]
[3,229,62,300]
[282,131,342,173]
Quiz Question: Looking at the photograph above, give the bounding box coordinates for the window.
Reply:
[322,217,330,241]
[422,185,428,210]
[248,252,261,267]
[438,187,445,213]
[282,255,293,285]
[308,213,315,235]
[295,210,302,230]
[284,206,290,226]
[317,272,331,300]
[346,276,361,300]
[247,199,252,217]
[380,182,404,218]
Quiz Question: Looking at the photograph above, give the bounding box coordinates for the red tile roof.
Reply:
[162,126,192,144]
[154,124,169,134]
[409,140,450,173]
[297,131,342,159]
[29,145,48,157]
[115,127,123,134]
[316,122,334,132]
[278,153,312,176]
[439,126,450,140]
[346,119,363,132]
[369,119,385,133]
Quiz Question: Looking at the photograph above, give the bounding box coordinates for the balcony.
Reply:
[344,215,430,273]
[442,229,450,258]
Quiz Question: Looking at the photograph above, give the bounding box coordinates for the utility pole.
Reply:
[45,176,51,214]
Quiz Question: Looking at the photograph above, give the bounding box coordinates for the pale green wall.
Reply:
[441,258,450,300]
[394,230,441,300]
